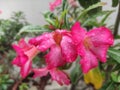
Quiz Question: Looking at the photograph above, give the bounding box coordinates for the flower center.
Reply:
[83,37,92,49]
[53,32,62,45]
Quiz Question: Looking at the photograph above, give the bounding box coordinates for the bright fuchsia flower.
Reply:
[12,39,39,78]
[49,0,62,11]
[71,22,114,73]
[33,67,70,85]
[29,30,77,69]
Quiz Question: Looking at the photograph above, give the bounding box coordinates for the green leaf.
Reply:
[111,71,120,83]
[0,27,4,36]
[70,61,82,84]
[108,48,120,64]
[77,2,106,20]
[100,11,113,26]
[43,12,56,26]
[3,75,9,80]
[7,79,14,84]
[115,35,120,39]
[100,82,115,90]
[62,0,69,29]
[60,10,68,20]
[16,25,50,36]
[0,65,4,73]
[19,83,29,90]
[78,0,101,15]
[82,10,113,27]
[112,0,119,7]
[62,0,68,11]
[78,0,100,9]
[2,84,8,90]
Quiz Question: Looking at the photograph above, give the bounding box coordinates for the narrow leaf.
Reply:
[70,61,81,84]
[82,11,113,27]
[108,48,120,64]
[77,2,106,20]
[16,25,50,36]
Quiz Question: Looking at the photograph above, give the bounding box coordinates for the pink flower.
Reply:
[12,39,39,78]
[49,0,62,11]
[68,0,78,7]
[29,30,77,69]
[33,67,70,85]
[71,22,114,73]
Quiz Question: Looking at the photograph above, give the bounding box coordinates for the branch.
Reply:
[114,1,120,36]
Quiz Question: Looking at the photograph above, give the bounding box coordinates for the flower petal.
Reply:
[61,35,77,62]
[12,54,28,67]
[90,45,109,63]
[87,27,114,46]
[49,0,62,11]
[20,60,32,78]
[77,42,86,57]
[45,45,66,68]
[33,67,49,78]
[50,68,70,85]
[12,56,21,66]
[80,50,98,73]
[12,44,23,55]
[18,38,32,51]
[29,33,55,52]
[71,22,86,44]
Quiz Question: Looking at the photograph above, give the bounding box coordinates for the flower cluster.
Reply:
[12,22,113,85]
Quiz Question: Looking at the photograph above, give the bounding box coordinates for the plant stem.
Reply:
[11,78,23,90]
[114,1,120,36]
[37,74,51,90]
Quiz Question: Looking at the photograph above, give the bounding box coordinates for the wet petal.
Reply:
[20,60,32,78]
[29,33,55,52]
[12,44,23,55]
[80,50,98,73]
[18,38,32,51]
[71,22,86,44]
[61,35,77,62]
[12,54,28,67]
[90,45,109,63]
[12,56,21,66]
[50,68,70,85]
[33,67,49,78]
[45,45,66,68]
[77,42,86,57]
[87,27,114,46]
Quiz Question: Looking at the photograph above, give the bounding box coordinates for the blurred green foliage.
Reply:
[0,11,28,53]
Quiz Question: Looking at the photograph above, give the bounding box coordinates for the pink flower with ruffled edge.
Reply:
[71,22,114,73]
[29,30,77,69]
[12,39,39,78]
[49,0,62,11]
[33,67,70,85]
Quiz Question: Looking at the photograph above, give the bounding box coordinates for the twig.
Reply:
[12,78,23,90]
[114,1,120,36]
[37,74,51,90]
